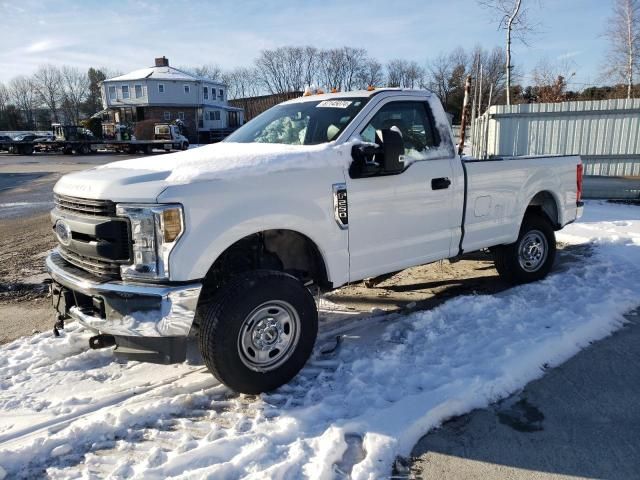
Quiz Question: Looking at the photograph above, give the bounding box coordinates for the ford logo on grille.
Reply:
[54,220,72,246]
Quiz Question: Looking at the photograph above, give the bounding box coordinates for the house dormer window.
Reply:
[135,84,143,98]
[218,89,223,100]
[184,85,190,94]
[158,84,165,93]
[204,86,209,100]
[108,85,116,100]
[122,85,130,99]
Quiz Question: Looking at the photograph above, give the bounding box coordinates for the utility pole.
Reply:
[458,75,473,156]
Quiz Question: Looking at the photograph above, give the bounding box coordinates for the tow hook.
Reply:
[89,334,116,349]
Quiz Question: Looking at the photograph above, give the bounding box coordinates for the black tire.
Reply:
[79,143,90,155]
[198,270,318,394]
[182,142,189,150]
[493,213,556,285]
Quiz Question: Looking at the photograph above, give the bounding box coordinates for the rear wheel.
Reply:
[181,142,189,150]
[493,213,556,285]
[198,270,318,394]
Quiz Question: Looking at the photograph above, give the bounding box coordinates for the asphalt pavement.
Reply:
[409,307,640,480]
[0,151,138,219]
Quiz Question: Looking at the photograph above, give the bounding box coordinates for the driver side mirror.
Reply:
[379,128,405,173]
[349,128,405,178]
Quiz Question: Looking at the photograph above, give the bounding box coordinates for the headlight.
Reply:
[116,204,184,281]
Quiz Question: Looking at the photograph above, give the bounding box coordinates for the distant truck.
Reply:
[0,123,189,155]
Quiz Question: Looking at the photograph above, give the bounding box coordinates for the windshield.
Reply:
[225,97,369,145]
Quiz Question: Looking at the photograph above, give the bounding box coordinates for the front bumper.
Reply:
[46,250,202,337]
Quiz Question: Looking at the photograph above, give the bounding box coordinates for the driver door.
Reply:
[346,98,456,281]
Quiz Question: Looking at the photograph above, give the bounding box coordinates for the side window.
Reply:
[360,101,439,160]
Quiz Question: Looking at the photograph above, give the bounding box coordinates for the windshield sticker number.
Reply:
[317,100,352,109]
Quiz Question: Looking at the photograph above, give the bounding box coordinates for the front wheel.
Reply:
[493,213,556,285]
[198,270,318,394]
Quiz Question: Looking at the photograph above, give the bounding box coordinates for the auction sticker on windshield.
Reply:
[316,100,353,108]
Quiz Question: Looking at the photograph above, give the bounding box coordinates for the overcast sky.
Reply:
[0,0,611,88]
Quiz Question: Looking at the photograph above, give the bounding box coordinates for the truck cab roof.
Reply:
[282,88,433,105]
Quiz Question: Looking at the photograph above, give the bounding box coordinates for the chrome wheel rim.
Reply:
[237,300,301,372]
[518,230,548,272]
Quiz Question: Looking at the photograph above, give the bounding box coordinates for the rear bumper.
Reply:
[46,250,202,337]
[576,200,584,219]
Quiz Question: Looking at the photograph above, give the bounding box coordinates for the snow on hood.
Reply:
[99,141,352,184]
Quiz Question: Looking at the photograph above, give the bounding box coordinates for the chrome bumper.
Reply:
[46,250,202,337]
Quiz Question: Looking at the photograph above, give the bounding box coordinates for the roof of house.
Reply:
[105,66,224,85]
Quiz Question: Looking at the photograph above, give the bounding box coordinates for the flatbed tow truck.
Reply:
[0,123,189,155]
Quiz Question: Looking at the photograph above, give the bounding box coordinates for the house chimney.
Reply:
[155,56,169,67]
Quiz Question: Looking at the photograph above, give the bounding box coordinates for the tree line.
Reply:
[0,66,108,130]
[0,0,638,130]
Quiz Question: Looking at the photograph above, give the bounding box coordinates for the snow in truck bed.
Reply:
[0,201,639,479]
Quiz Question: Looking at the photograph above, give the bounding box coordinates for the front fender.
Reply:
[159,171,349,285]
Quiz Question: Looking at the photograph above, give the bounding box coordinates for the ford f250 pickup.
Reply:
[46,88,584,393]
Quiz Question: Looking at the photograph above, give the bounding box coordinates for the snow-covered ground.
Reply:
[0,200,639,479]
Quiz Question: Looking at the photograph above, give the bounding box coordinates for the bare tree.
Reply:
[603,0,640,98]
[223,67,262,99]
[478,0,537,104]
[33,64,64,123]
[317,48,347,90]
[357,58,384,88]
[189,64,224,82]
[427,53,456,106]
[342,47,368,90]
[255,46,316,93]
[386,59,425,88]
[61,66,89,124]
[0,82,8,114]
[8,76,38,128]
[530,57,576,102]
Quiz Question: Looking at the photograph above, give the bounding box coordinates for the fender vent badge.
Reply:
[332,183,348,230]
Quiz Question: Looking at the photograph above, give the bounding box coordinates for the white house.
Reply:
[101,57,243,140]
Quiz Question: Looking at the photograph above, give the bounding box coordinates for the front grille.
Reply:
[54,194,116,217]
[59,247,122,278]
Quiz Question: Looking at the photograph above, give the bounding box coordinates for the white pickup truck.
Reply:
[47,88,584,393]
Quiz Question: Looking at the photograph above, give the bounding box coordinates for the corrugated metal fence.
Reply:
[471,99,640,177]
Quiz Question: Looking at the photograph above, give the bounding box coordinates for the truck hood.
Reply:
[53,168,171,202]
[54,142,353,201]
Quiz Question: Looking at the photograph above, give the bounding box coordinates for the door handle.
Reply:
[431,177,451,190]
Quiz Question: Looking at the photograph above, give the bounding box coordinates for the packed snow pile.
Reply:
[98,141,352,184]
[0,201,639,479]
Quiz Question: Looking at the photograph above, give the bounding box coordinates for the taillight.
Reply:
[576,163,583,203]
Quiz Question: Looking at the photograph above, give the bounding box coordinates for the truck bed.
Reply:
[460,154,582,253]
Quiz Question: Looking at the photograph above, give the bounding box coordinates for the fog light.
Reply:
[162,208,183,243]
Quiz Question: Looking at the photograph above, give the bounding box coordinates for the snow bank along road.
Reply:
[0,201,638,479]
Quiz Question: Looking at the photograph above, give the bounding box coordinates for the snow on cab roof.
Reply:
[104,66,224,84]
[283,88,433,104]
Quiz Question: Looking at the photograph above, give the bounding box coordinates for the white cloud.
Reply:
[25,40,56,54]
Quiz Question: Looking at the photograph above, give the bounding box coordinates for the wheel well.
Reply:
[201,230,330,296]
[526,191,560,229]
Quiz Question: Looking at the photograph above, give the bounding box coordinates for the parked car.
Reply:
[46,88,584,394]
[0,135,12,151]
